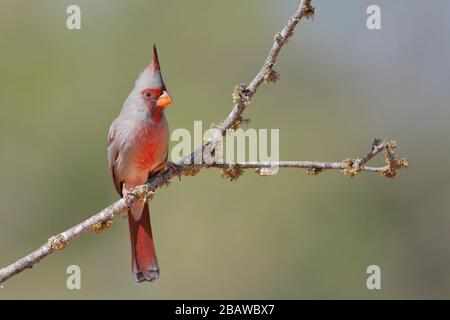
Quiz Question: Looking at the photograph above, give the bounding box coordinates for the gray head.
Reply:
[134,45,172,110]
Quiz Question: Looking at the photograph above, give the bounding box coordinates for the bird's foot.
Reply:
[167,161,183,181]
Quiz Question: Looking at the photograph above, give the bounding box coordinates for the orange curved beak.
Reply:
[157,91,172,108]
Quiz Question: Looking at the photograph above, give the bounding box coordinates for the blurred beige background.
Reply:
[1,0,449,299]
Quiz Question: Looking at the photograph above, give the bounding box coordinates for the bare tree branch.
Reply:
[0,199,128,284]
[0,0,407,284]
[207,137,408,179]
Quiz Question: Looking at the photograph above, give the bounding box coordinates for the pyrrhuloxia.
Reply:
[107,46,172,282]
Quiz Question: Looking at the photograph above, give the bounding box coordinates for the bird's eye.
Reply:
[145,92,152,98]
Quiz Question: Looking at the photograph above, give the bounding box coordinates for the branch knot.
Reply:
[92,220,113,234]
[302,1,315,19]
[342,158,362,177]
[183,164,202,177]
[307,167,323,176]
[264,70,280,84]
[232,84,251,108]
[221,163,245,181]
[381,140,409,178]
[130,185,154,202]
[48,234,68,251]
[274,33,283,44]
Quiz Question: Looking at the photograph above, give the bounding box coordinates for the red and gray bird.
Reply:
[107,46,172,282]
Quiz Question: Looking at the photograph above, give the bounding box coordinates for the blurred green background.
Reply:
[1,0,449,299]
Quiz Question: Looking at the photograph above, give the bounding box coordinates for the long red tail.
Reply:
[127,203,159,282]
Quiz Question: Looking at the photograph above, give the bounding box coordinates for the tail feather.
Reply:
[128,202,159,282]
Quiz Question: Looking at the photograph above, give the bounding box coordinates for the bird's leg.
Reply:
[122,187,131,205]
[151,161,183,181]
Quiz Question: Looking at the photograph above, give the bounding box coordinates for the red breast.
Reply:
[133,121,168,172]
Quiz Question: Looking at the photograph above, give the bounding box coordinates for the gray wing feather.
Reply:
[108,120,123,196]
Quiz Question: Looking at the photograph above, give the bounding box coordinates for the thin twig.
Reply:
[209,161,386,173]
